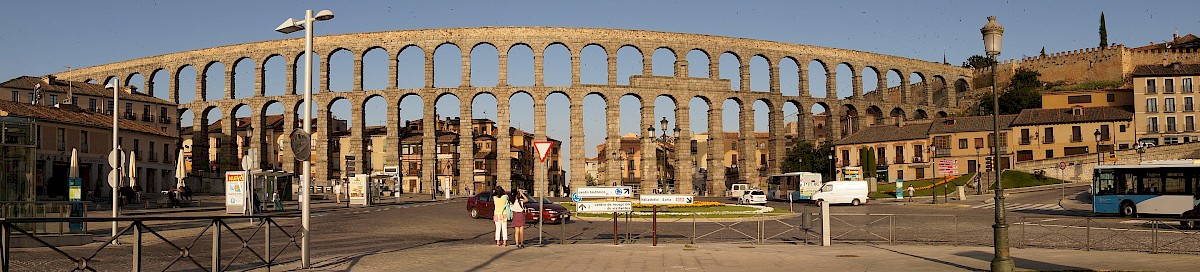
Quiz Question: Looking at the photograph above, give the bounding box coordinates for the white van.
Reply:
[811,181,869,206]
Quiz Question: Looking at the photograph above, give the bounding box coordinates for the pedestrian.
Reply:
[273,190,283,211]
[906,186,916,202]
[492,186,510,247]
[168,188,180,208]
[333,180,343,204]
[510,189,527,249]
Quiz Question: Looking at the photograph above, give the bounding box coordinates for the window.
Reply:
[163,143,170,163]
[1148,117,1159,132]
[1188,116,1196,131]
[1166,78,1175,93]
[1100,125,1110,141]
[1165,137,1180,145]
[1107,93,1116,102]
[10,91,16,102]
[88,99,97,111]
[1167,116,1177,132]
[1187,97,1195,112]
[1165,172,1187,194]
[107,101,114,114]
[1146,98,1158,112]
[958,138,968,149]
[1070,126,1082,142]
[932,136,950,153]
[72,97,78,105]
[877,148,887,164]
[27,93,33,103]
[1067,95,1092,104]
[56,128,65,151]
[49,94,58,105]
[1064,146,1089,156]
[133,139,140,159]
[1119,124,1126,132]
[1165,98,1176,112]
[1043,127,1055,144]
[894,146,904,164]
[841,150,849,167]
[1020,129,1031,145]
[160,107,169,122]
[149,141,157,161]
[1185,78,1194,93]
[124,102,133,114]
[913,145,923,161]
[80,131,89,153]
[690,140,697,154]
[1147,79,1157,94]
[1045,149,1054,159]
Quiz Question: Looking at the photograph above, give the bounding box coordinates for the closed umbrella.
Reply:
[69,148,79,179]
[175,150,187,188]
[127,151,137,188]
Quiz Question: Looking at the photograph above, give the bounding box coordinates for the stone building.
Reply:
[1133,63,1200,145]
[834,122,934,181]
[397,117,564,196]
[1010,106,1134,162]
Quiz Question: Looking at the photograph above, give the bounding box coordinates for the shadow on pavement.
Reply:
[953,250,1090,271]
[868,245,985,271]
[299,230,496,271]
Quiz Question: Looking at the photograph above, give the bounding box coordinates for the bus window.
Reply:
[1095,171,1115,195]
[1165,172,1187,194]
[1143,172,1163,194]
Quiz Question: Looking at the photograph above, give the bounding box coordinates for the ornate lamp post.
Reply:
[1094,129,1102,164]
[982,15,1014,272]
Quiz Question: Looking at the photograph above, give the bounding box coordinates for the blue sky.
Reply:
[3,1,1198,178]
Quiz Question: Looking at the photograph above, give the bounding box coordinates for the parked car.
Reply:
[467,192,571,223]
[738,189,767,205]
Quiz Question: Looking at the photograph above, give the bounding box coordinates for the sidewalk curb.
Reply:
[902,203,972,208]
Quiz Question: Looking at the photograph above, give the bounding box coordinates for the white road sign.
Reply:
[639,194,695,205]
[533,141,553,162]
[574,186,633,198]
[575,201,632,213]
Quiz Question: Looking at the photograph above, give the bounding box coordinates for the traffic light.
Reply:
[985,157,994,172]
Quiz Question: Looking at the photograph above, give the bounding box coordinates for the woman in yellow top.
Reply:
[492,186,509,247]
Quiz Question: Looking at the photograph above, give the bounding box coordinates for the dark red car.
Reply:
[467,192,570,223]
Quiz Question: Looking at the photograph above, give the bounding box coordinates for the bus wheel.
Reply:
[1120,202,1137,217]
[1182,219,1197,230]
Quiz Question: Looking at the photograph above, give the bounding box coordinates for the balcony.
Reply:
[933,149,950,157]
[893,157,905,164]
[123,112,137,120]
[142,114,154,122]
[159,116,172,124]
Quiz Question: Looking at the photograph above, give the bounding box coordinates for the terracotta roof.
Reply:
[834,122,932,145]
[1011,106,1134,126]
[1132,34,1200,51]
[0,76,175,105]
[0,100,174,137]
[928,115,1017,134]
[1132,63,1200,77]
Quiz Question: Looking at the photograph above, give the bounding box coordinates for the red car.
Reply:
[467,192,571,224]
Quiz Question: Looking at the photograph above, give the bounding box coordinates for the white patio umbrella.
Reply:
[127,151,138,188]
[69,148,79,179]
[175,150,187,189]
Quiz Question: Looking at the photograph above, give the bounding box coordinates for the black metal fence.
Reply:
[2,215,301,271]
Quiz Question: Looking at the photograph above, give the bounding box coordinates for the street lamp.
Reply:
[982,15,1013,272]
[275,9,334,269]
[1093,129,1102,164]
[104,79,122,244]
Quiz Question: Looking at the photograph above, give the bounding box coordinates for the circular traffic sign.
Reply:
[571,192,581,203]
[290,128,312,162]
[107,169,119,188]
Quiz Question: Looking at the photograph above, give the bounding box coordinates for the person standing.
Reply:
[333,180,343,204]
[510,189,527,249]
[273,190,283,211]
[492,186,510,247]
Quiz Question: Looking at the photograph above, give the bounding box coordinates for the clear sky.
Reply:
[3,1,1198,180]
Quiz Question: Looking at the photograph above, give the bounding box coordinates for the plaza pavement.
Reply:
[278,242,1194,271]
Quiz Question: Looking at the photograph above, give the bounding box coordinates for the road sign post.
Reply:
[639,194,694,246]
[533,141,554,246]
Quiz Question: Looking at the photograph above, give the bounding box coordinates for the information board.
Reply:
[574,186,633,198]
[639,194,695,205]
[575,201,632,213]
[348,174,369,205]
[225,172,246,214]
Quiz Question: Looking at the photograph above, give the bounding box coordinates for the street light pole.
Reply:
[1094,129,1102,164]
[982,15,1014,272]
[275,9,334,268]
[106,78,121,244]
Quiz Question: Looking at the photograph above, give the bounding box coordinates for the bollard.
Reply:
[821,201,831,246]
[265,219,272,270]
[612,212,618,245]
[212,220,221,271]
[133,222,142,271]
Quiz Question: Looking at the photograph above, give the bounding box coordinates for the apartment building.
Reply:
[1133,63,1200,145]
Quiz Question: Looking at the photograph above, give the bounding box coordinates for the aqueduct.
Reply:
[53,27,971,197]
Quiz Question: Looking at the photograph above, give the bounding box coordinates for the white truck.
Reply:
[727,183,751,199]
[811,180,870,206]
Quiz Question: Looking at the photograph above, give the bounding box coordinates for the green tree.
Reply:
[1099,12,1108,48]
[978,69,1043,115]
[864,147,877,178]
[781,141,835,181]
[961,55,997,69]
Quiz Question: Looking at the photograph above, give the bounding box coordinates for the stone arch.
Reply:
[686,49,710,78]
[931,75,950,107]
[469,42,500,87]
[201,60,226,102]
[862,66,881,98]
[841,103,860,137]
[750,55,771,93]
[261,54,287,97]
[506,43,535,86]
[616,45,643,85]
[779,56,800,97]
[720,52,742,91]
[148,68,168,100]
[175,64,197,104]
[124,72,144,92]
[396,45,425,89]
[890,107,907,122]
[809,59,830,98]
[231,57,254,99]
[361,46,390,91]
[543,43,571,86]
[913,109,929,120]
[652,47,676,77]
[865,105,884,127]
[580,44,607,85]
[936,111,948,118]
[836,62,855,99]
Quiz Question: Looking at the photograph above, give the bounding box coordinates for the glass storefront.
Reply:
[1,117,37,202]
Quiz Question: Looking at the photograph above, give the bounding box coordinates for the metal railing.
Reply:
[1,215,301,271]
[1016,216,1200,254]
[0,201,89,235]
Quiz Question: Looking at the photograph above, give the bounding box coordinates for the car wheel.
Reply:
[815,199,824,207]
[1181,220,1196,230]
[1120,202,1137,217]
[851,199,861,206]
[469,208,479,219]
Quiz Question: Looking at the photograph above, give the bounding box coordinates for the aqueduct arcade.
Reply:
[54,27,971,197]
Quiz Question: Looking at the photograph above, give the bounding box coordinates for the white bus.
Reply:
[1093,161,1200,228]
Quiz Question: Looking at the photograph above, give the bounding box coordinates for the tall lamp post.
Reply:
[982,15,1014,272]
[1093,129,1102,164]
[105,79,123,244]
[275,9,334,268]
[660,117,668,192]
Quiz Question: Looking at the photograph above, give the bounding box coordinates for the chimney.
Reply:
[124,85,137,94]
[41,75,57,85]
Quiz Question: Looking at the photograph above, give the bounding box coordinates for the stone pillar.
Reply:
[876,74,888,101]
[899,76,910,104]
[606,103,621,186]
[424,51,436,88]
[193,111,211,175]
[385,100,400,175]
[254,60,266,97]
[768,102,785,176]
[826,70,838,99]
[421,100,437,195]
[224,67,235,100]
[496,98,512,188]
[640,99,656,193]
[570,50,582,85]
[285,57,297,95]
[798,63,809,98]
[739,62,751,92]
[828,111,842,142]
[642,53,653,76]
[946,79,957,107]
[280,104,296,173]
[852,75,863,99]
[143,69,155,97]
[675,105,693,195]
[459,101,475,196]
[924,82,934,106]
[220,114,238,172]
[321,53,331,92]
[533,49,545,86]
[707,105,726,197]
[769,62,780,93]
[606,52,618,85]
[460,51,472,88]
[315,102,331,184]
[350,104,366,178]
[709,55,720,80]
[532,99,548,196]
[569,97,586,191]
[251,107,266,169]
[169,70,180,103]
[388,53,399,89]
[675,58,688,78]
[195,70,205,102]
[739,105,757,188]
[353,53,364,91]
[497,52,509,86]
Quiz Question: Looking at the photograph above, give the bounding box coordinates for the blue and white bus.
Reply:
[1093,161,1200,226]
[766,172,823,201]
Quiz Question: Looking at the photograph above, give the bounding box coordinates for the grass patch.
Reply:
[1047,80,1124,92]
[991,170,1067,189]
[872,175,975,198]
